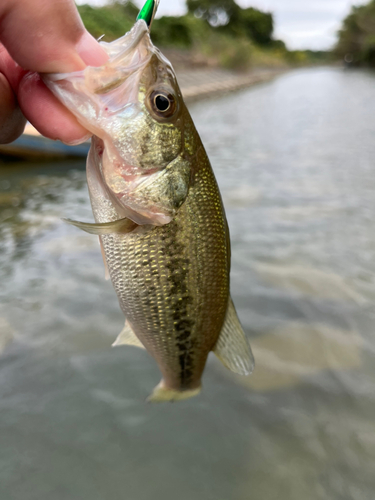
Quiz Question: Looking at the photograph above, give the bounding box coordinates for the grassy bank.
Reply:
[77,1,330,71]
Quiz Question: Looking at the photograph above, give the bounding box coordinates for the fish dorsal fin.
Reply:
[213,297,254,375]
[112,321,145,349]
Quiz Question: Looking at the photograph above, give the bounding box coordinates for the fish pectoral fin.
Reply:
[213,296,255,376]
[112,321,145,349]
[62,217,138,235]
[147,381,201,403]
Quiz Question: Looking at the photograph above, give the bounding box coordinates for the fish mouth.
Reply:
[46,19,153,94]
[109,20,150,64]
[81,20,153,96]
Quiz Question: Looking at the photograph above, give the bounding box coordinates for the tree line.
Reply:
[78,0,328,70]
[78,0,279,47]
[335,0,375,66]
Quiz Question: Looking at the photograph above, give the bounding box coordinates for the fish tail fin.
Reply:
[147,381,201,403]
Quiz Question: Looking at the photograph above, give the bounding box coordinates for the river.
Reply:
[1,67,375,500]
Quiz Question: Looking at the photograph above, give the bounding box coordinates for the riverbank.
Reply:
[177,67,285,102]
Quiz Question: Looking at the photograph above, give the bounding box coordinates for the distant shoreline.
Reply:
[177,67,286,102]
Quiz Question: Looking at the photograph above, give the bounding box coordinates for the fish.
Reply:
[44,0,254,402]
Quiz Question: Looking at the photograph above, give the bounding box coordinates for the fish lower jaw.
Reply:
[147,381,202,403]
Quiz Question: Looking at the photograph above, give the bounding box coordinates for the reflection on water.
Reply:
[254,263,367,302]
[0,318,14,354]
[1,68,375,499]
[228,322,362,391]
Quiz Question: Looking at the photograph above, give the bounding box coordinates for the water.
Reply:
[1,67,375,500]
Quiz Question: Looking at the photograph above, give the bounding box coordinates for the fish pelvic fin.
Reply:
[112,321,145,349]
[213,296,255,376]
[63,217,138,235]
[147,381,201,403]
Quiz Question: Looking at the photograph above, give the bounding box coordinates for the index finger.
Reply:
[0,0,107,73]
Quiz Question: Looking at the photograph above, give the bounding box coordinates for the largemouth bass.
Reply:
[45,2,254,402]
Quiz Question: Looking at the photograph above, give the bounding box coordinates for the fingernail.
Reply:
[62,132,92,146]
[76,32,109,67]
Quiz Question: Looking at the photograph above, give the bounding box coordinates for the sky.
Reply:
[77,0,368,50]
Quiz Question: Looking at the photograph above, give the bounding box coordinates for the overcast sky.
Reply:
[77,0,368,50]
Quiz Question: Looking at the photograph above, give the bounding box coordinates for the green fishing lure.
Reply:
[137,0,160,28]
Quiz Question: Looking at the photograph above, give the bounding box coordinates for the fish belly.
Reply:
[90,146,230,391]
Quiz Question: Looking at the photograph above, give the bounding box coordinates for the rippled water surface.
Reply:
[1,67,375,500]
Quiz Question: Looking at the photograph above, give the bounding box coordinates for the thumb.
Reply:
[0,0,108,73]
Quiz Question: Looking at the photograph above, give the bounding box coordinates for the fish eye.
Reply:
[149,90,177,119]
[155,94,170,112]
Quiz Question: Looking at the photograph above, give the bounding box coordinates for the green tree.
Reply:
[240,7,273,45]
[335,0,375,66]
[116,0,139,18]
[186,0,274,46]
[152,16,193,48]
[78,2,135,40]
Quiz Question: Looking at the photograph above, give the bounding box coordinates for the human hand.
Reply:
[0,0,108,145]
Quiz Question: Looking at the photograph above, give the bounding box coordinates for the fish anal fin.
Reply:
[213,297,255,376]
[112,320,145,349]
[63,217,138,235]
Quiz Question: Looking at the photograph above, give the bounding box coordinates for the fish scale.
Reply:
[96,144,229,391]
